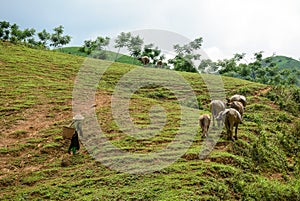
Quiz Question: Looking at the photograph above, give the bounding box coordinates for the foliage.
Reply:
[263,55,300,71]
[114,32,132,61]
[250,130,289,172]
[79,36,110,59]
[10,23,36,44]
[37,29,51,47]
[0,21,11,40]
[140,43,166,67]
[168,37,203,72]
[212,51,300,87]
[0,21,37,46]
[198,59,219,73]
[266,85,300,116]
[58,46,142,66]
[277,118,300,163]
[127,35,144,58]
[0,21,71,49]
[49,25,71,48]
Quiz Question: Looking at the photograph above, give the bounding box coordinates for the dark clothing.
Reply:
[68,131,80,154]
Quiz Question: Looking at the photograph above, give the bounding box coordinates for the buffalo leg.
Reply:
[234,124,238,140]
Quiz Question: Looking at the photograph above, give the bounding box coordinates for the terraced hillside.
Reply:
[0,42,299,200]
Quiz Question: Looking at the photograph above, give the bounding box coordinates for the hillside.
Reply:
[263,55,300,71]
[57,46,142,66]
[0,42,300,200]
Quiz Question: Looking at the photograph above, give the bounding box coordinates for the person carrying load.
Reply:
[68,113,84,155]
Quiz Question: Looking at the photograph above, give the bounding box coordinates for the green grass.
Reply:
[57,46,142,66]
[0,41,300,200]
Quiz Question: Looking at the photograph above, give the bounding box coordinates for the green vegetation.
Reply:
[58,46,142,66]
[0,21,71,49]
[0,42,300,200]
[78,36,110,57]
[263,55,300,71]
[169,37,203,72]
[209,52,300,87]
[59,30,203,70]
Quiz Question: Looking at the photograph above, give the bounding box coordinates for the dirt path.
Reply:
[0,103,72,148]
[254,86,272,97]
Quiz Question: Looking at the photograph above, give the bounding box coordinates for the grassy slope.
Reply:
[0,42,299,200]
[56,46,142,66]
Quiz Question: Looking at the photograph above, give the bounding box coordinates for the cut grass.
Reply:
[57,46,142,66]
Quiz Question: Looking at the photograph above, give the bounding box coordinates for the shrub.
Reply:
[277,119,300,173]
[250,131,288,173]
[238,177,300,200]
[266,86,300,117]
[238,87,251,95]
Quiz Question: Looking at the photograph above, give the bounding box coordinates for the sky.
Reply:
[1,0,300,62]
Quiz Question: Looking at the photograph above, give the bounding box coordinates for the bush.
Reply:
[277,119,300,173]
[276,113,292,123]
[238,87,251,95]
[266,86,300,117]
[250,131,288,173]
[92,51,108,60]
[239,177,300,200]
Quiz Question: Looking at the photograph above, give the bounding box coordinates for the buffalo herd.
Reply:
[199,94,247,141]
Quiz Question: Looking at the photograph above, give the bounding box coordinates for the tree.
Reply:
[198,59,219,73]
[114,32,131,61]
[5,23,35,45]
[0,21,74,49]
[287,74,297,86]
[37,29,51,47]
[92,36,110,59]
[21,28,36,44]
[169,55,198,72]
[0,21,11,40]
[94,36,110,50]
[243,51,265,82]
[79,36,110,58]
[248,51,264,80]
[239,63,251,78]
[79,39,93,54]
[169,37,203,72]
[50,25,71,48]
[9,23,21,43]
[218,53,245,75]
[141,43,163,65]
[127,35,144,58]
[234,53,246,61]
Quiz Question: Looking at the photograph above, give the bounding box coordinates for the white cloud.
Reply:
[203,47,227,61]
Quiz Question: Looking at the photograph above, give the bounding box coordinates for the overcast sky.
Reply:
[1,0,300,61]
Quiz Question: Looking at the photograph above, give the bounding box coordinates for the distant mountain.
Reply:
[262,55,300,71]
